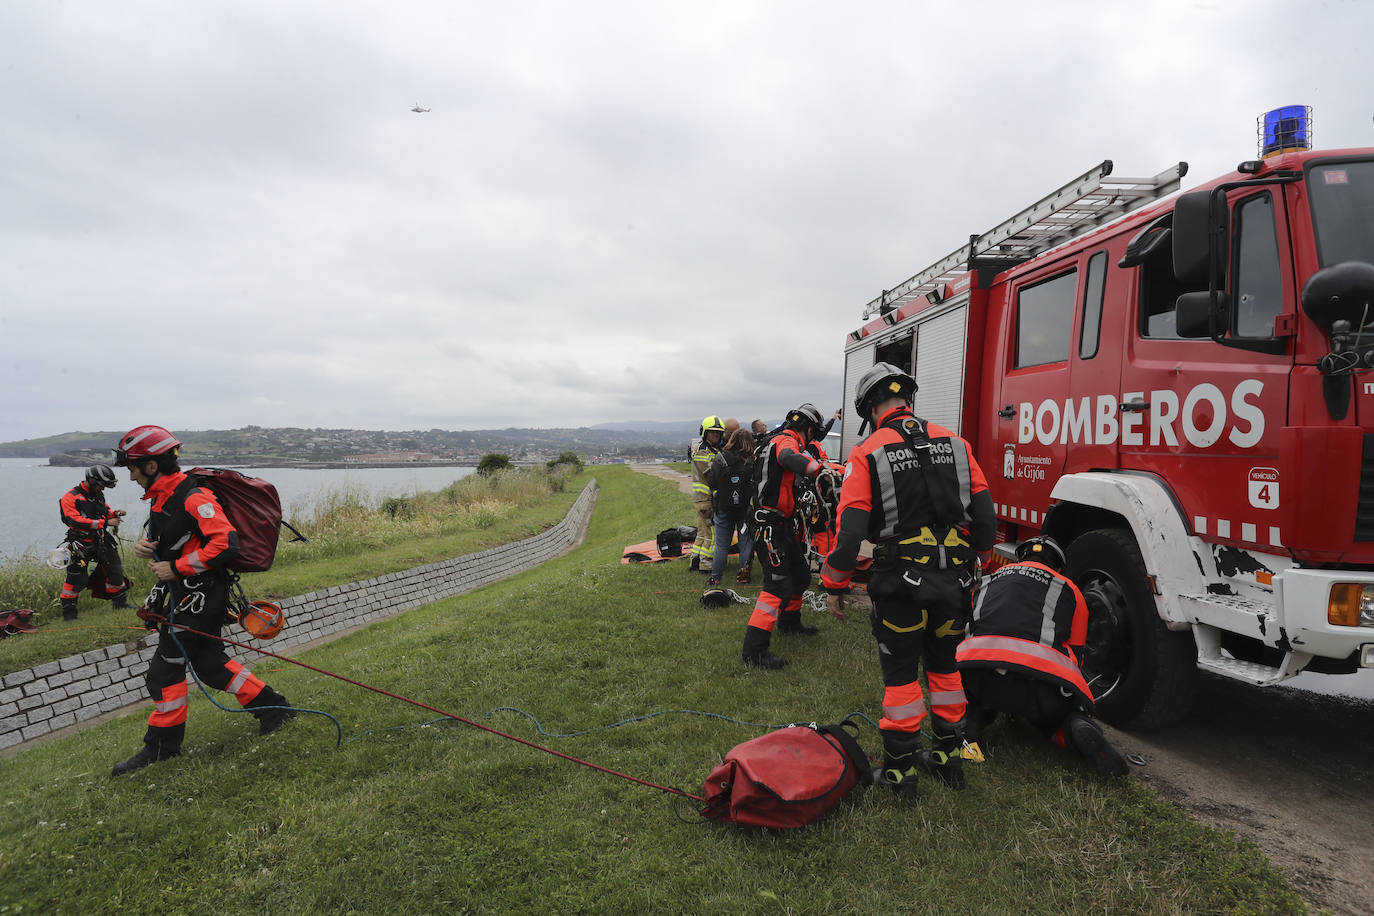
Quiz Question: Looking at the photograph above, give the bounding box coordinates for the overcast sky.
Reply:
[2,0,1371,441]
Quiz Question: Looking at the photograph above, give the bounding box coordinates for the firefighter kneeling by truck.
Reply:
[957,536,1129,777]
[822,363,996,795]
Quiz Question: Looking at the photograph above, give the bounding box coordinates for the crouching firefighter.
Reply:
[58,464,133,619]
[821,364,996,795]
[739,404,828,669]
[110,425,294,778]
[956,536,1128,776]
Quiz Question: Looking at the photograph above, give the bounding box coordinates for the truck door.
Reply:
[995,260,1082,529]
[1117,188,1294,558]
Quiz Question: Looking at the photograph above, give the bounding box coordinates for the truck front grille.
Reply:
[1358,434,1374,541]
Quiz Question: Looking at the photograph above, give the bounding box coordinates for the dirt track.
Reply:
[628,464,1374,913]
[1106,677,1374,915]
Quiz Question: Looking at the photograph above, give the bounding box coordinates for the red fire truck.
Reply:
[839,107,1374,728]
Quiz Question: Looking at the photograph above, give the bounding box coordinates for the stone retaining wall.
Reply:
[0,479,597,751]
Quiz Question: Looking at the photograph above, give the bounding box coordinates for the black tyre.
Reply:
[1067,528,1196,730]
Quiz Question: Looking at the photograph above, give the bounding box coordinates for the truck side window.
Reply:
[1015,270,1076,367]
[1139,248,1191,339]
[1232,193,1283,338]
[1079,251,1107,359]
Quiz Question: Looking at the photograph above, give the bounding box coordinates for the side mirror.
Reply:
[1300,261,1374,332]
[1175,290,1229,338]
[1172,190,1226,288]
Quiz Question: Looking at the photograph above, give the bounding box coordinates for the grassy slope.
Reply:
[0,476,584,677]
[0,467,1301,915]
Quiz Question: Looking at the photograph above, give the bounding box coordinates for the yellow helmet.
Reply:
[700,415,726,437]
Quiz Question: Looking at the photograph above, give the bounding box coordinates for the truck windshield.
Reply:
[1308,159,1374,267]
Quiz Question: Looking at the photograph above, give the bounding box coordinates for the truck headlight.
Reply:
[1328,584,1374,627]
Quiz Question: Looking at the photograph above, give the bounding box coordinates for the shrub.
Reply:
[546,451,584,473]
[477,454,512,477]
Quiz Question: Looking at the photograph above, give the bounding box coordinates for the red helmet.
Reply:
[114,425,182,467]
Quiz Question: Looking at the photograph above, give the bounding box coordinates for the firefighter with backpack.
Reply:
[704,428,756,586]
[109,424,294,777]
[57,464,133,620]
[688,416,726,573]
[956,536,1128,776]
[821,364,996,795]
[739,403,829,669]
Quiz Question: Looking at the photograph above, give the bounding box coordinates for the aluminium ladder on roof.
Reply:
[860,159,1189,319]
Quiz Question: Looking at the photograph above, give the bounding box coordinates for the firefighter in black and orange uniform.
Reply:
[58,464,132,620]
[109,425,294,777]
[957,536,1128,776]
[739,403,827,669]
[821,364,996,795]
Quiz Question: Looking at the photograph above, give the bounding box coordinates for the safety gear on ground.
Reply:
[741,625,787,669]
[0,608,38,637]
[854,362,918,418]
[114,424,181,466]
[1014,535,1067,572]
[85,464,117,489]
[700,721,870,828]
[1062,713,1128,777]
[111,743,180,777]
[915,715,968,790]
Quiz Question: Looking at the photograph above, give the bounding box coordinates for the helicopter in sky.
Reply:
[410,103,430,113]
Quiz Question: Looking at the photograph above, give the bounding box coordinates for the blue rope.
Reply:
[164,602,344,747]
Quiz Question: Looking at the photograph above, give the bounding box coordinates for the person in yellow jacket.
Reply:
[689,416,726,572]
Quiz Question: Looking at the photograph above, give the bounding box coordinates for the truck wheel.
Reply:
[1066,528,1196,730]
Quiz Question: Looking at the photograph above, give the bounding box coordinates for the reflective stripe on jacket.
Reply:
[59,482,114,541]
[821,406,993,591]
[956,560,1094,707]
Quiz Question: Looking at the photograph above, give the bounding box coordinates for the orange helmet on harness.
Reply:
[238,601,285,640]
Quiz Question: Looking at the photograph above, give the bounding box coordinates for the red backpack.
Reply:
[700,721,870,829]
[185,467,306,573]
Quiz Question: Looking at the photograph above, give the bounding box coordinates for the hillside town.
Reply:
[1,424,697,468]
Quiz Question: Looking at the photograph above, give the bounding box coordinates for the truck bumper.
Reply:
[1277,567,1374,665]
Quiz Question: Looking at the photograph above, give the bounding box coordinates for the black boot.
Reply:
[741,625,787,669]
[915,716,967,790]
[877,730,922,799]
[111,587,133,611]
[776,611,819,636]
[111,743,180,777]
[247,689,297,736]
[61,599,78,622]
[1064,714,1128,776]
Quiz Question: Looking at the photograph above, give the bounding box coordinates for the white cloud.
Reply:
[2,0,1372,440]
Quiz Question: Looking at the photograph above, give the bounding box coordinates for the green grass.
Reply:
[0,467,583,677]
[0,467,1302,914]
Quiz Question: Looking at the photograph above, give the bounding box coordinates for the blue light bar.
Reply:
[1259,105,1312,158]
